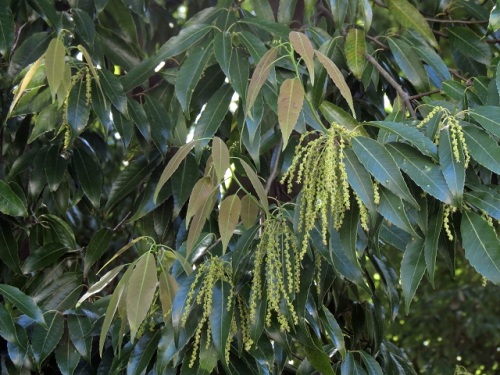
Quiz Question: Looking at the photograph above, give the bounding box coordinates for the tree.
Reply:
[0,0,499,373]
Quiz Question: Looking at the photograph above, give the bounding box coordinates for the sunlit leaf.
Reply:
[290,31,315,85]
[45,38,66,100]
[0,180,27,217]
[219,194,241,253]
[210,280,233,367]
[448,27,491,65]
[240,195,259,229]
[240,160,269,214]
[401,238,426,314]
[345,28,366,79]
[469,106,500,138]
[278,78,304,149]
[245,47,278,116]
[463,126,500,174]
[22,242,68,274]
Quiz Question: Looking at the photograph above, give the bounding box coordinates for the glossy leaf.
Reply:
[470,106,500,138]
[127,330,162,375]
[424,207,443,287]
[461,210,500,284]
[186,177,216,228]
[210,280,233,367]
[315,50,355,117]
[212,137,230,182]
[171,154,199,214]
[187,189,217,256]
[464,191,500,220]
[401,238,426,314]
[32,311,64,366]
[387,143,452,204]
[240,194,259,229]
[359,351,384,375]
[448,27,491,65]
[214,31,231,77]
[352,136,418,208]
[8,55,43,116]
[439,127,465,201]
[0,6,14,56]
[388,38,429,92]
[159,267,178,320]
[245,47,278,116]
[345,28,366,79]
[290,31,315,85]
[127,252,158,342]
[378,188,420,238]
[154,142,196,203]
[55,332,80,375]
[84,228,113,274]
[73,9,96,46]
[463,126,500,174]
[22,242,68,274]
[0,180,27,217]
[73,146,103,207]
[321,306,346,359]
[0,220,21,273]
[240,160,269,214]
[67,77,91,136]
[77,265,125,305]
[388,0,438,48]
[45,145,69,192]
[278,78,304,149]
[219,194,241,253]
[45,38,66,99]
[0,303,18,344]
[99,69,128,115]
[229,47,249,99]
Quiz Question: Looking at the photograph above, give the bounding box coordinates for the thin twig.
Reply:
[364,52,416,118]
[371,0,387,8]
[113,212,131,232]
[265,138,283,194]
[408,90,441,100]
[425,17,488,24]
[432,29,448,38]
[366,34,389,50]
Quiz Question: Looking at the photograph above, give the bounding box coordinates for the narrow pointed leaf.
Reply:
[22,242,68,274]
[159,268,178,320]
[77,265,125,306]
[0,220,21,273]
[0,6,14,56]
[321,306,346,359]
[240,195,259,229]
[290,31,315,84]
[171,154,199,214]
[315,50,355,117]
[359,351,384,375]
[229,47,249,99]
[187,190,217,256]
[45,38,66,99]
[127,330,162,375]
[240,160,269,213]
[245,47,278,116]
[401,238,426,314]
[219,194,241,253]
[55,332,80,375]
[470,106,500,138]
[186,177,216,228]
[439,127,465,200]
[212,137,230,182]
[461,210,500,284]
[84,228,113,274]
[210,280,234,367]
[127,252,158,343]
[67,315,92,360]
[99,69,127,115]
[278,78,304,149]
[345,29,366,79]
[154,142,196,202]
[32,311,64,365]
[464,191,500,220]
[67,78,90,136]
[463,126,500,174]
[388,0,438,48]
[377,188,420,238]
[448,27,491,65]
[0,304,18,344]
[144,96,171,157]
[0,180,27,217]
[388,38,429,92]
[387,143,452,204]
[214,31,232,77]
[424,207,443,287]
[352,136,418,207]
[73,9,95,46]
[45,145,69,192]
[73,147,103,207]
[9,55,43,116]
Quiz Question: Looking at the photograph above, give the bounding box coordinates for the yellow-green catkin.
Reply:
[237,295,253,351]
[417,106,442,129]
[281,124,363,254]
[85,67,92,106]
[443,205,457,241]
[249,216,299,332]
[181,257,234,368]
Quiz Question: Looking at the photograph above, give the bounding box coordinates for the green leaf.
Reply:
[175,42,213,115]
[387,143,452,204]
[240,195,259,229]
[469,106,500,138]
[0,220,21,273]
[219,194,241,253]
[388,38,429,92]
[464,191,500,220]
[321,306,346,359]
[171,154,198,215]
[73,9,96,46]
[290,31,315,85]
[214,31,232,77]
[320,101,365,135]
[352,136,418,208]
[45,38,66,100]
[66,77,91,136]
[154,142,196,203]
[461,210,500,284]
[8,32,51,78]
[210,280,234,367]
[107,155,160,211]
[144,96,171,157]
[99,69,128,115]
[0,180,27,217]
[67,314,92,360]
[344,149,376,214]
[73,146,103,207]
[55,332,80,375]
[245,47,278,116]
[32,311,64,367]
[127,252,158,343]
[212,137,230,183]
[238,17,289,40]
[401,238,426,314]
[315,50,355,117]
[29,103,61,143]
[0,304,18,344]
[159,267,178,321]
[84,228,112,274]
[278,78,305,149]
[39,214,77,250]
[345,28,366,79]
[439,127,465,201]
[240,160,269,214]
[359,351,384,375]
[22,242,68,274]
[447,27,491,65]
[424,207,443,287]
[378,188,420,238]
[0,6,14,56]
[388,0,438,48]
[186,177,216,228]
[370,121,437,159]
[77,265,125,306]
[127,330,162,375]
[187,190,217,256]
[193,84,233,154]
[228,47,249,99]
[489,3,500,33]
[44,145,68,192]
[463,126,500,174]
[8,55,43,116]
[128,99,150,141]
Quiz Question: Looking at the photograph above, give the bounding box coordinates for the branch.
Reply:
[425,17,488,24]
[371,0,387,8]
[265,138,283,194]
[408,90,441,100]
[364,52,416,118]
[366,34,389,50]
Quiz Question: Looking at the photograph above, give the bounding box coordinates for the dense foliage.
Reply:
[0,0,499,374]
